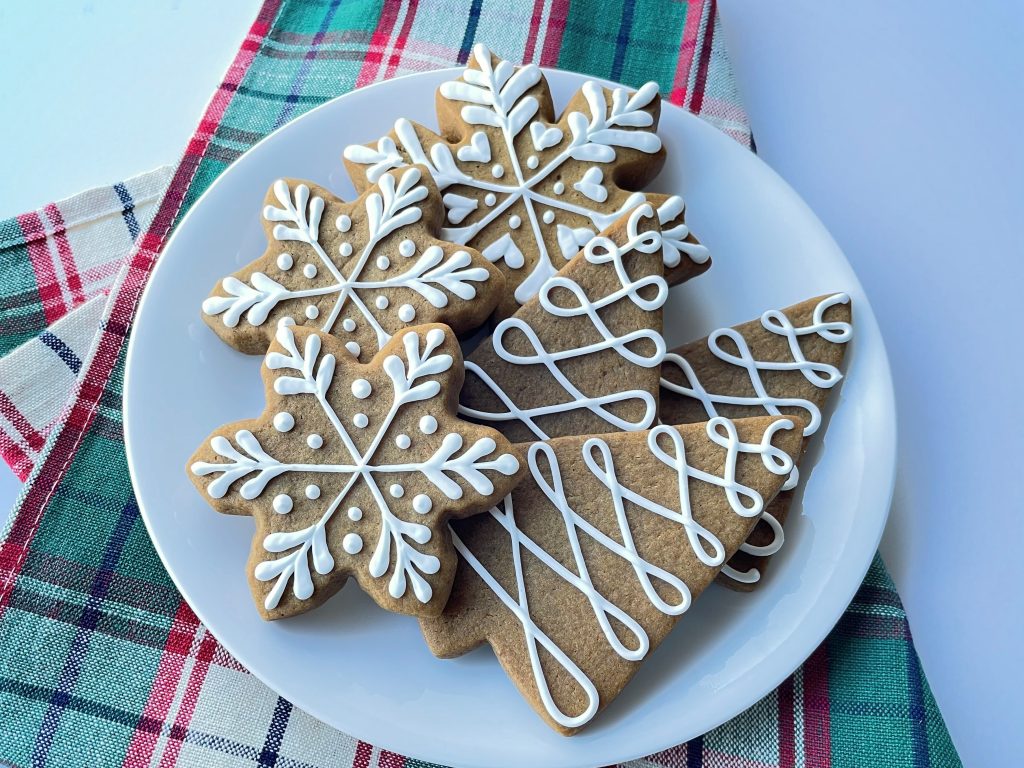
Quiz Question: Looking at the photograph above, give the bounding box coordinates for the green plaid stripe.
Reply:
[0,217,45,356]
[0,2,959,766]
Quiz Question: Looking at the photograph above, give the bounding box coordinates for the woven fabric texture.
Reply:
[0,2,959,767]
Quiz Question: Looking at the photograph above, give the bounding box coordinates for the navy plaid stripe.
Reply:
[0,677,326,768]
[30,502,140,766]
[258,697,294,767]
[457,0,484,65]
[686,733,703,768]
[907,633,932,767]
[272,0,344,131]
[113,182,141,240]
[610,0,637,82]
[38,331,82,375]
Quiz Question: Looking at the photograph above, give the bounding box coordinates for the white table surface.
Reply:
[1,2,1021,765]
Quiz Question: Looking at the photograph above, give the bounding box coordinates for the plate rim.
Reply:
[125,65,897,768]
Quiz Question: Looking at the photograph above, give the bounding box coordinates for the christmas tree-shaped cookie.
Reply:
[660,293,853,589]
[201,166,503,360]
[420,416,803,734]
[189,322,523,620]
[459,203,666,442]
[343,44,708,319]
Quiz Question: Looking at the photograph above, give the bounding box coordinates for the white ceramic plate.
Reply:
[125,68,896,768]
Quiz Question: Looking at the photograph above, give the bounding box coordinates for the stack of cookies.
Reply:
[188,45,854,735]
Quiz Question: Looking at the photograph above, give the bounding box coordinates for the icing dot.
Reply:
[342,318,356,332]
[509,215,522,229]
[305,484,320,500]
[276,253,293,270]
[336,214,352,232]
[339,242,353,257]
[419,415,438,434]
[376,255,390,270]
[305,305,319,320]
[413,494,433,515]
[375,295,389,310]
[553,181,565,195]
[307,433,323,449]
[491,164,504,178]
[389,484,405,498]
[302,264,317,279]
[351,379,372,399]
[342,533,363,555]
[395,433,411,449]
[345,341,361,357]
[273,412,294,432]
[399,239,416,257]
[273,494,292,514]
[526,155,539,169]
[347,506,362,521]
[484,193,496,206]
[398,304,416,322]
[542,210,555,224]
[353,412,368,428]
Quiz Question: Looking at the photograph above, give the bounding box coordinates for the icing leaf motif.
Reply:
[188,322,521,619]
[201,168,501,360]
[343,44,709,318]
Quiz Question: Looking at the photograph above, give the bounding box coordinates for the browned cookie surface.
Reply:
[460,204,665,443]
[420,416,803,734]
[344,44,709,319]
[188,323,524,620]
[201,167,503,359]
[660,293,853,589]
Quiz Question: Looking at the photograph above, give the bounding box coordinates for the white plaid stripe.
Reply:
[0,167,172,480]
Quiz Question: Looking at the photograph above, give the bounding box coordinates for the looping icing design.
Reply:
[460,205,668,440]
[660,293,853,584]
[451,417,796,728]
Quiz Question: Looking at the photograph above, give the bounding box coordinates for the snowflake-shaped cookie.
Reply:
[188,321,523,619]
[202,166,503,360]
[343,44,708,319]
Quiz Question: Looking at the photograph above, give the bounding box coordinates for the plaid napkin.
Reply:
[0,168,172,481]
[0,1,960,766]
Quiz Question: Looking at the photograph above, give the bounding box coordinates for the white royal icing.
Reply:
[451,417,796,728]
[201,169,492,358]
[190,323,519,610]
[660,293,852,584]
[343,533,363,554]
[460,205,668,440]
[343,44,707,308]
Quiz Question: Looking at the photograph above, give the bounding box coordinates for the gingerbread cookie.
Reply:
[188,321,523,620]
[201,166,503,360]
[343,44,708,319]
[459,203,666,442]
[660,293,853,589]
[420,416,803,733]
